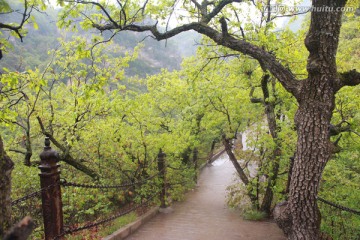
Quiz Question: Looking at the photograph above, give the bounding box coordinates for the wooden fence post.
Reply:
[157,149,167,208]
[39,137,63,240]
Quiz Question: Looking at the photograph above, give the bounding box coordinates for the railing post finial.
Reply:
[39,137,63,239]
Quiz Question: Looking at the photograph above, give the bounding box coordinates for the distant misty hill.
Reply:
[0,4,200,77]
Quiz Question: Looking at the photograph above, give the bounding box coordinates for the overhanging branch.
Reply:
[100,21,301,96]
[74,0,301,97]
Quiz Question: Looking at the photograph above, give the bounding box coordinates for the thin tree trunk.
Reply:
[260,147,280,214]
[207,139,216,164]
[0,135,14,237]
[254,74,282,214]
[285,156,295,195]
[222,135,258,207]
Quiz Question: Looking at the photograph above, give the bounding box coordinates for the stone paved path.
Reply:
[125,154,286,240]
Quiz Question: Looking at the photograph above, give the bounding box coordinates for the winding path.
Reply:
[125,154,286,240]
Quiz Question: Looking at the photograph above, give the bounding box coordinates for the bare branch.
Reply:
[66,0,119,28]
[37,116,99,179]
[203,0,243,24]
[329,123,350,136]
[334,69,360,92]
[233,9,245,39]
[190,0,202,10]
[350,130,360,138]
[0,0,34,41]
[250,98,264,104]
[9,149,26,155]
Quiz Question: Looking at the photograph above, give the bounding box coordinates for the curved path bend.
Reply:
[125,154,286,240]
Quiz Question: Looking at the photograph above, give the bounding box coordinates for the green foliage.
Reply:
[0,0,10,12]
[317,15,360,239]
[1,1,360,238]
[99,212,137,237]
[64,212,137,239]
[242,209,267,221]
[3,32,203,238]
[226,179,251,211]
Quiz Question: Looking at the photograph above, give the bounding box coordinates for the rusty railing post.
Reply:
[39,137,63,240]
[157,149,167,208]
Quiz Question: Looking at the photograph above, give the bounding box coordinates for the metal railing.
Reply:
[10,138,200,240]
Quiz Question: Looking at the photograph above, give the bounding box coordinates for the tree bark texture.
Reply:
[0,135,14,237]
[286,1,346,239]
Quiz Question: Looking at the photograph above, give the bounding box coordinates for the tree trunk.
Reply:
[289,102,333,239]
[222,135,258,207]
[256,74,282,214]
[283,1,345,238]
[0,135,14,237]
[207,139,216,164]
[260,147,280,214]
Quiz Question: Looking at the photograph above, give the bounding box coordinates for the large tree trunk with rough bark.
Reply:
[275,1,346,239]
[0,135,14,237]
[289,95,333,239]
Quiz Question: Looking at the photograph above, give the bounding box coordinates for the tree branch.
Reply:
[329,123,350,136]
[125,22,299,96]
[67,0,119,28]
[334,69,360,92]
[0,0,33,42]
[249,86,264,104]
[202,0,243,24]
[9,149,27,155]
[74,0,300,97]
[219,17,228,36]
[190,0,202,10]
[37,116,99,179]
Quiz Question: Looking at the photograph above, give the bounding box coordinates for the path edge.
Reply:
[102,149,225,240]
[102,206,159,240]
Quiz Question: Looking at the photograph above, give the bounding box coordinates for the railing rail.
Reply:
[11,137,200,239]
[11,140,359,239]
[53,190,160,240]
[317,196,360,216]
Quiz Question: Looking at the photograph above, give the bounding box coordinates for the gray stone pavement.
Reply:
[125,154,286,240]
